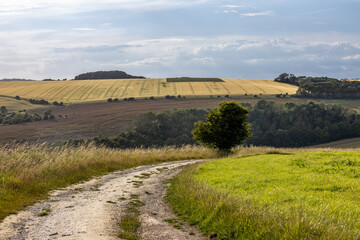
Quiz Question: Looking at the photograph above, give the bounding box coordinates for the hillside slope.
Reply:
[0,78,297,104]
[312,138,360,148]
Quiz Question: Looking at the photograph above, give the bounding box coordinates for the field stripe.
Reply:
[218,82,231,94]
[102,80,120,98]
[120,80,132,98]
[138,80,147,96]
[247,82,266,94]
[81,81,104,100]
[156,79,161,96]
[188,83,196,95]
[262,80,286,94]
[77,84,93,100]
[172,83,177,96]
[65,85,87,102]
[227,79,248,94]
[204,83,214,94]
[46,84,70,100]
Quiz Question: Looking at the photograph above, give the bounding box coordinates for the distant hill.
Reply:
[312,138,360,149]
[0,78,34,82]
[74,71,145,80]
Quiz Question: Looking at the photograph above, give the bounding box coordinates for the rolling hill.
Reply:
[312,138,360,148]
[0,78,297,105]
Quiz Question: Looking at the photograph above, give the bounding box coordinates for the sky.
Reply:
[0,0,359,80]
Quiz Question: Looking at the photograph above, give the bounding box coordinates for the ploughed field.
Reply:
[0,98,308,144]
[0,78,297,104]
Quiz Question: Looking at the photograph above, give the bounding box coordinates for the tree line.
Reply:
[0,106,56,125]
[275,73,360,98]
[67,100,360,148]
[74,71,145,80]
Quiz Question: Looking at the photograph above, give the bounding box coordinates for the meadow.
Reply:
[0,78,297,105]
[0,144,217,221]
[167,150,360,239]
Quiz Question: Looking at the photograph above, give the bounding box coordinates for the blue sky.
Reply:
[0,0,359,80]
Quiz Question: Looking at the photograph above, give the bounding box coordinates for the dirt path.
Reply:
[0,160,208,240]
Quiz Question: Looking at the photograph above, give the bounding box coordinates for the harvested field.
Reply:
[312,137,360,148]
[0,98,308,144]
[0,96,44,112]
[0,78,298,105]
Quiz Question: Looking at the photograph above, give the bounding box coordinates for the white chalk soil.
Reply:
[0,160,209,240]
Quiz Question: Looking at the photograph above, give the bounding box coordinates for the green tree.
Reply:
[192,101,251,152]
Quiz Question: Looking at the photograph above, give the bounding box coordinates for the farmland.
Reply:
[0,95,42,112]
[0,78,297,105]
[0,98,309,145]
[313,137,360,148]
[167,151,360,239]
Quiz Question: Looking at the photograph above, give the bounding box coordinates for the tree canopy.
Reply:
[192,101,251,152]
[74,70,145,80]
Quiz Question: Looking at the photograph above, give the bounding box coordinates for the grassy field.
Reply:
[0,144,217,221]
[313,137,360,148]
[319,99,360,111]
[0,78,297,105]
[167,150,360,239]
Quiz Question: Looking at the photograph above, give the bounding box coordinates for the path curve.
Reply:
[0,160,209,240]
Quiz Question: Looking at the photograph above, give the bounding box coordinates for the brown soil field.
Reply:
[0,97,309,145]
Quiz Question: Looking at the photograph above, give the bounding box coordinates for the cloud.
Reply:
[1,32,359,79]
[295,8,336,16]
[241,11,274,17]
[72,28,96,31]
[342,54,360,60]
[0,0,209,16]
[222,5,245,8]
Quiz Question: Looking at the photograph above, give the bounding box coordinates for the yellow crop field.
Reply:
[0,96,46,111]
[0,78,297,105]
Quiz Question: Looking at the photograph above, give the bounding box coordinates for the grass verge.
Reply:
[0,144,217,221]
[166,149,360,239]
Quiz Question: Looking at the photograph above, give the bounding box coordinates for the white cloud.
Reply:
[0,0,209,16]
[342,54,360,60]
[241,11,274,17]
[295,8,336,16]
[72,28,96,31]
[222,5,245,8]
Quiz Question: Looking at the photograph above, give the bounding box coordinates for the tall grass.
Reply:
[0,144,217,221]
[166,148,360,239]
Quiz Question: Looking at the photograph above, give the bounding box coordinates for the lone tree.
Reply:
[192,101,251,152]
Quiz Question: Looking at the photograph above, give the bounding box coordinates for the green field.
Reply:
[0,78,297,105]
[319,99,360,111]
[167,151,360,239]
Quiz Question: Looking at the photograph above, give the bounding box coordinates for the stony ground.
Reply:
[0,160,209,240]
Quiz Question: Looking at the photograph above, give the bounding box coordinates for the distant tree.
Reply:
[15,96,20,100]
[107,98,113,103]
[0,106,7,114]
[192,101,251,152]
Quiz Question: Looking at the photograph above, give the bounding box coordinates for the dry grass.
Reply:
[0,144,217,221]
[0,79,298,105]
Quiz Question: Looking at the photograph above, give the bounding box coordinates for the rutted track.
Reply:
[0,160,208,240]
